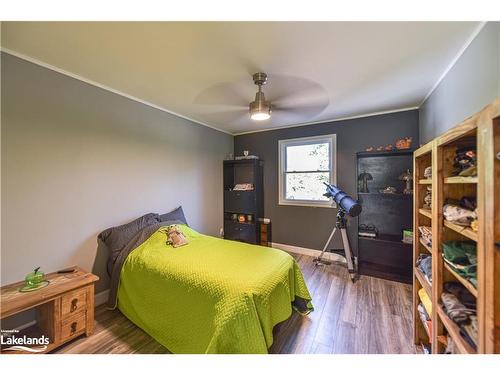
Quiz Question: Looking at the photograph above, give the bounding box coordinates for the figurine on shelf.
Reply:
[376,146,384,151]
[399,169,413,194]
[365,146,374,152]
[384,144,394,151]
[358,171,373,193]
[396,137,413,150]
[379,186,397,194]
[423,186,432,209]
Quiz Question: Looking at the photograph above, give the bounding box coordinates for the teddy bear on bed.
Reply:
[163,225,189,248]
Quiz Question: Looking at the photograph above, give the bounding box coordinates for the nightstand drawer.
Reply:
[61,312,86,341]
[61,288,87,317]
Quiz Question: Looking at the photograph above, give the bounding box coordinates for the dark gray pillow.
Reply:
[98,213,160,274]
[159,206,188,226]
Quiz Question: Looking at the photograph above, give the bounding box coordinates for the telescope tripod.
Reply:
[313,208,358,282]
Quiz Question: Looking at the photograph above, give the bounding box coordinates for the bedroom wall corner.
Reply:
[419,21,500,143]
[0,52,233,293]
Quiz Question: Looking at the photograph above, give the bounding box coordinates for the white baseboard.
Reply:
[94,289,110,307]
[271,242,346,263]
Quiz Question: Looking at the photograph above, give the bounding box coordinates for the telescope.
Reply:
[323,183,362,217]
[315,183,362,281]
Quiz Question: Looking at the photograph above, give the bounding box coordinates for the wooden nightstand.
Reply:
[1,267,99,354]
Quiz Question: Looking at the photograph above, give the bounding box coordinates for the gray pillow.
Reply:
[99,213,160,274]
[159,206,188,226]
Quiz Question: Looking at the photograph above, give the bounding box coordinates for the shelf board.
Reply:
[224,220,256,226]
[418,208,432,219]
[358,233,411,246]
[419,238,432,254]
[358,192,412,197]
[418,179,432,185]
[443,220,478,242]
[444,176,478,184]
[443,262,478,298]
[356,149,415,157]
[437,305,476,354]
[415,267,432,297]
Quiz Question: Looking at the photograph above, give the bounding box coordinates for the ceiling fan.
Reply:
[249,72,272,121]
[194,71,329,126]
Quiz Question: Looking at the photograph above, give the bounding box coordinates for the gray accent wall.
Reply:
[419,22,500,144]
[234,110,419,253]
[1,53,233,293]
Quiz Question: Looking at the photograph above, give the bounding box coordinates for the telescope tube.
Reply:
[323,182,362,217]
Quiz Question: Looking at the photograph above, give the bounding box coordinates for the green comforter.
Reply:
[117,225,313,353]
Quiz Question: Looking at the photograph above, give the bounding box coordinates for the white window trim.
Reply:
[278,134,337,208]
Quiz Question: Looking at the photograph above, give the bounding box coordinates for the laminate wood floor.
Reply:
[55,253,416,354]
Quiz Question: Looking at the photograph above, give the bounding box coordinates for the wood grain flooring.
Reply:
[54,253,416,354]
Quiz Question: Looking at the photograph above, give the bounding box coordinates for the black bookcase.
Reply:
[223,159,264,244]
[356,150,414,283]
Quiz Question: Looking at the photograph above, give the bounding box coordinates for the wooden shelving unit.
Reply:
[413,98,500,354]
[419,208,432,219]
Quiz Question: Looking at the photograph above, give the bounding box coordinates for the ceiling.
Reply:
[1,22,481,134]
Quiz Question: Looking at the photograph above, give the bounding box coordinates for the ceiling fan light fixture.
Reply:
[250,111,271,121]
[249,74,271,121]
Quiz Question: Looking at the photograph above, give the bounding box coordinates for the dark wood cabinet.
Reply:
[223,159,263,244]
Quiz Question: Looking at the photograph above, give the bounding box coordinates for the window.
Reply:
[278,134,336,207]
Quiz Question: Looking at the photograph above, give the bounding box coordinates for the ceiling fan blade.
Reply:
[265,74,329,107]
[194,82,249,108]
[197,108,249,124]
[272,103,328,119]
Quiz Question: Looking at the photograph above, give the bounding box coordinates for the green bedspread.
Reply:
[117,225,313,354]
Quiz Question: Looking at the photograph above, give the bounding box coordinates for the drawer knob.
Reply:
[71,298,78,312]
[70,322,77,335]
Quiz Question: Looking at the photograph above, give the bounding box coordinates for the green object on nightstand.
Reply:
[19,267,50,292]
[26,267,45,287]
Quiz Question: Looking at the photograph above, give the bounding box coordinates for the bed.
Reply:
[101,220,313,354]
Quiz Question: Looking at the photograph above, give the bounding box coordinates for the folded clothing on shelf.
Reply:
[418,226,432,247]
[460,315,478,350]
[442,241,477,286]
[418,288,432,316]
[452,146,477,177]
[416,254,432,283]
[417,303,432,339]
[441,281,477,349]
[444,197,478,231]
[443,282,475,309]
[443,196,477,228]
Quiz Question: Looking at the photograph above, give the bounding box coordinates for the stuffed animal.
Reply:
[385,144,394,151]
[163,225,189,248]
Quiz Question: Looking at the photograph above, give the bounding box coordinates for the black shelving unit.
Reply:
[356,149,414,283]
[223,159,264,244]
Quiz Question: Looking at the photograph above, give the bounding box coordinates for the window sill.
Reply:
[278,201,337,208]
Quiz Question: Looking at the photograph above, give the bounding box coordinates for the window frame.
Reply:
[278,134,337,208]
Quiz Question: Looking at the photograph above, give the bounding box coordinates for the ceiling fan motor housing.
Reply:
[252,72,268,86]
[249,72,271,120]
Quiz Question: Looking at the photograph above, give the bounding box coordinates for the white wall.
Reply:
[1,53,233,292]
